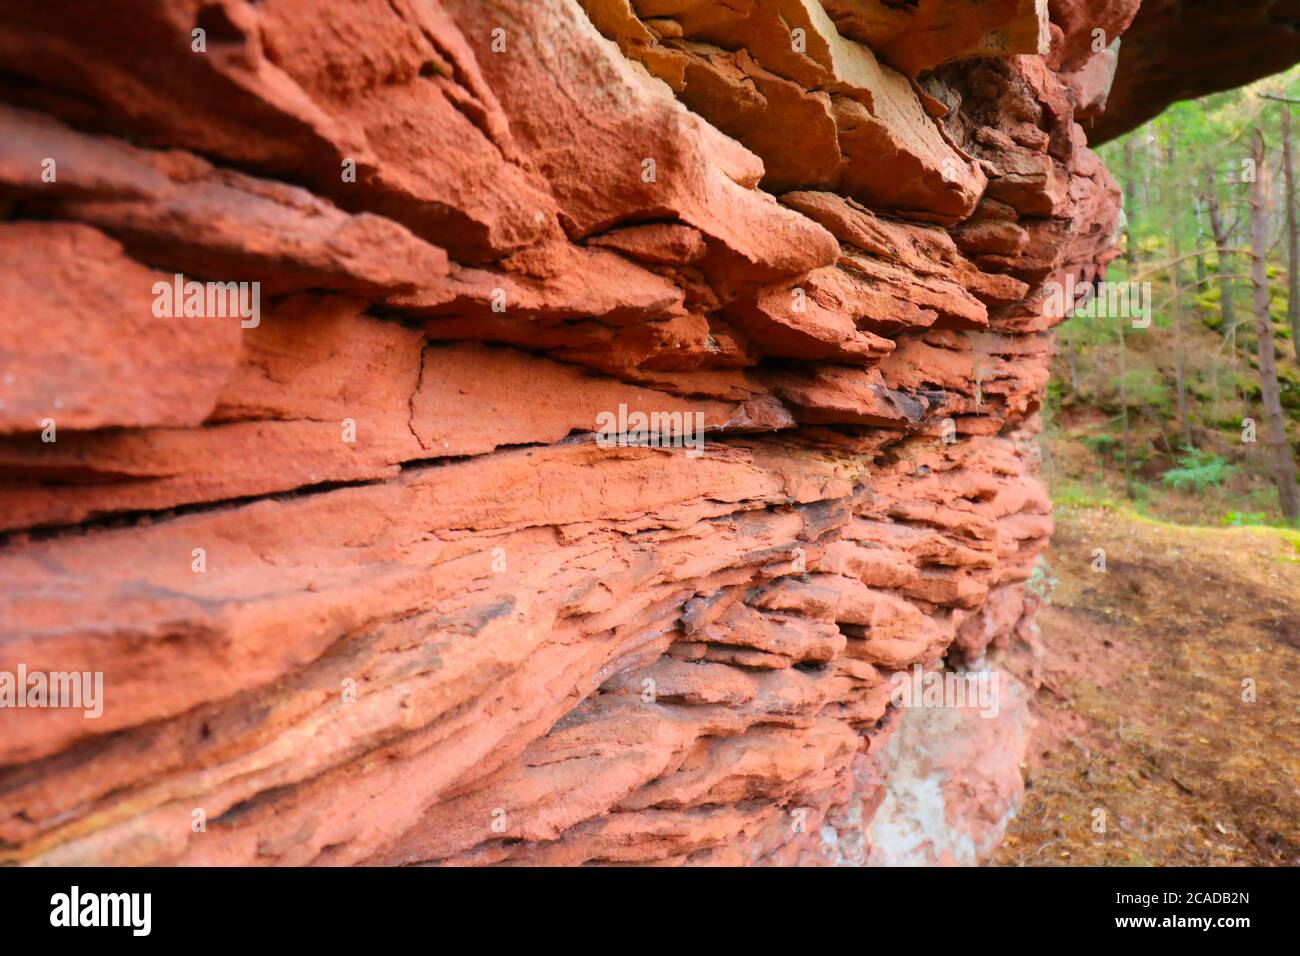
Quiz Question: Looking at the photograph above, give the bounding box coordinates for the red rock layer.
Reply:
[0,0,1122,865]
[1090,0,1300,143]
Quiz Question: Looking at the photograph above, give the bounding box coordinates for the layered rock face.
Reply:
[0,0,1126,866]
[1092,0,1300,142]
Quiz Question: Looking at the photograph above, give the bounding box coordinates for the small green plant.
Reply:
[1026,557,1059,604]
[1080,433,1120,456]
[1221,510,1268,527]
[1052,481,1120,510]
[1160,451,1234,492]
[1110,367,1170,412]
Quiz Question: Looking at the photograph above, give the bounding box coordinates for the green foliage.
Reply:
[1079,433,1120,456]
[1196,286,1223,326]
[1219,510,1300,537]
[1161,451,1236,491]
[1221,510,1268,527]
[1045,377,1065,405]
[1070,65,1300,525]
[1111,367,1169,410]
[1051,481,1120,510]
[1025,557,1059,604]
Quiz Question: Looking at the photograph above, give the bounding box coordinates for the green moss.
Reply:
[1161,451,1235,491]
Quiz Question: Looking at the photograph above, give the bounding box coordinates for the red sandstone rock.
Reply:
[0,0,1232,867]
[1090,0,1300,142]
[0,222,243,435]
[0,105,452,297]
[859,664,1032,865]
[580,0,989,223]
[823,0,1050,76]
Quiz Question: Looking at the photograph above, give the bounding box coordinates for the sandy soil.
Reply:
[992,506,1300,866]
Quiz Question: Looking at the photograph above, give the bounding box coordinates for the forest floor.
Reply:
[991,505,1300,866]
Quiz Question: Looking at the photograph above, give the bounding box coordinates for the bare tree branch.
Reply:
[1129,247,1253,283]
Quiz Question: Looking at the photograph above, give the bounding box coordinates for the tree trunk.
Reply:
[1203,170,1241,391]
[1064,322,1079,397]
[1201,171,1242,403]
[1248,131,1300,521]
[1283,106,1299,362]
[1193,195,1209,289]
[1120,138,1137,499]
[1167,133,1194,449]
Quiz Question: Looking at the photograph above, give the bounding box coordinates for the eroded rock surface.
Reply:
[1090,0,1300,142]
[0,0,1134,866]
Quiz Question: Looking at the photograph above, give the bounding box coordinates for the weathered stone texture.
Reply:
[0,0,1137,865]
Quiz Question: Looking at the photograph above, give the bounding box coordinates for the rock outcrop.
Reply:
[1090,0,1300,142]
[0,0,1176,866]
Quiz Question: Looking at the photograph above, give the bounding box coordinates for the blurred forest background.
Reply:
[997,67,1300,867]
[1045,64,1300,529]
